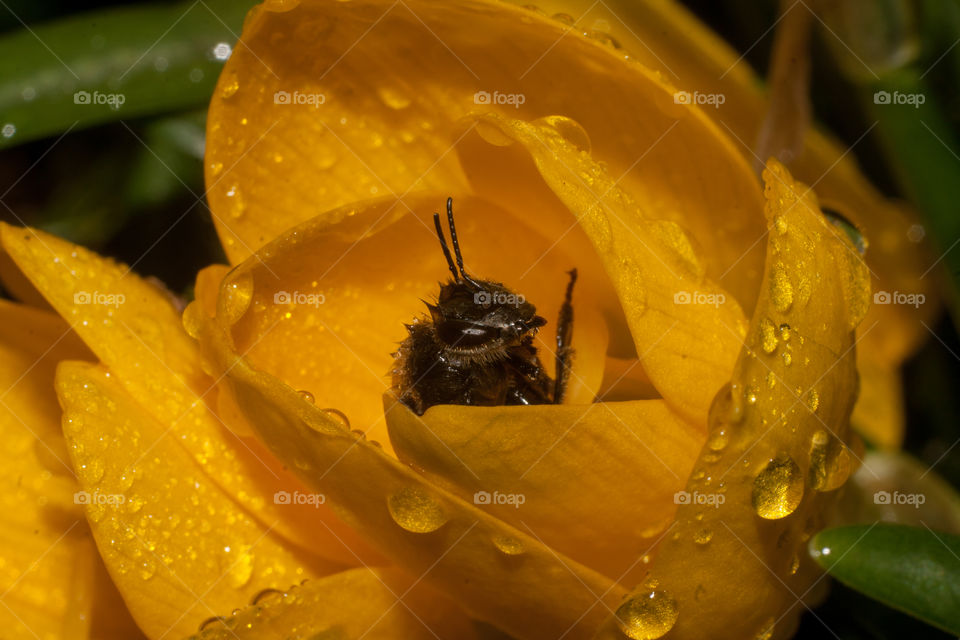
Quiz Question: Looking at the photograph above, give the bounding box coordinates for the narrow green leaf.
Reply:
[0,0,256,148]
[811,524,960,635]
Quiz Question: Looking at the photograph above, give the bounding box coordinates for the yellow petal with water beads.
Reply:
[594,159,870,640]
[464,113,750,426]
[55,361,343,639]
[189,298,626,640]
[0,223,366,563]
[184,568,478,640]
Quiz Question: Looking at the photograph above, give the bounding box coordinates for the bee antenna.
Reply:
[446,197,482,288]
[433,212,459,282]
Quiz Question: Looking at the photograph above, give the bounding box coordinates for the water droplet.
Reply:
[492,534,526,556]
[388,487,447,533]
[377,85,412,109]
[252,588,285,605]
[760,318,778,354]
[263,0,301,11]
[808,430,851,491]
[770,263,794,312]
[754,618,775,640]
[778,323,791,342]
[752,455,804,519]
[321,408,350,429]
[590,30,622,49]
[209,161,224,176]
[707,428,728,452]
[806,389,820,412]
[781,351,793,366]
[225,184,246,219]
[788,554,800,575]
[199,616,228,631]
[2,123,16,138]
[220,72,240,98]
[615,589,679,640]
[907,224,925,243]
[219,269,254,325]
[228,547,254,587]
[823,207,867,255]
[539,115,591,153]
[774,215,788,235]
[139,559,156,580]
[298,390,315,404]
[693,528,713,545]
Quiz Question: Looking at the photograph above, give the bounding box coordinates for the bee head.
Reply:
[428,198,546,350]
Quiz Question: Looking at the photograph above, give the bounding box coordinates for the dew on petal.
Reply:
[752,455,804,519]
[770,263,794,312]
[615,589,679,640]
[760,318,778,354]
[539,115,591,153]
[297,390,315,404]
[388,486,447,533]
[808,430,851,492]
[219,269,254,325]
[492,534,526,556]
[692,528,713,545]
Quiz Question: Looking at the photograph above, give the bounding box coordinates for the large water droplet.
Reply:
[388,487,447,533]
[228,547,254,587]
[615,589,679,640]
[219,269,254,325]
[823,207,867,255]
[808,431,851,491]
[752,455,804,519]
[539,115,591,153]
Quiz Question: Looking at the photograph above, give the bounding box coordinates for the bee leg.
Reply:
[553,268,577,404]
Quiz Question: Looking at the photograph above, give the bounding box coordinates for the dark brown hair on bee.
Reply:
[391,197,576,415]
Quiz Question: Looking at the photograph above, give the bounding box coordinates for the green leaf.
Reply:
[811,524,960,635]
[0,0,256,149]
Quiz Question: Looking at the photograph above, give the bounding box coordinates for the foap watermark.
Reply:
[673,90,725,108]
[873,290,925,308]
[674,490,725,508]
[274,90,326,108]
[274,490,326,508]
[474,290,526,307]
[274,290,326,307]
[74,490,125,505]
[874,490,925,508]
[74,291,125,307]
[873,90,925,108]
[673,290,725,308]
[474,90,526,109]
[473,490,526,509]
[74,90,126,108]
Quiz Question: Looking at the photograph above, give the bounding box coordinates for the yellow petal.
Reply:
[851,352,904,449]
[182,567,477,639]
[56,360,345,639]
[0,301,94,639]
[520,0,935,381]
[0,223,373,564]
[197,193,608,451]
[594,159,870,640]
[467,114,749,425]
[208,0,764,294]
[386,398,702,582]
[190,304,625,640]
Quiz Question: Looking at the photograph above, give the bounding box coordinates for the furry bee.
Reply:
[392,197,577,415]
